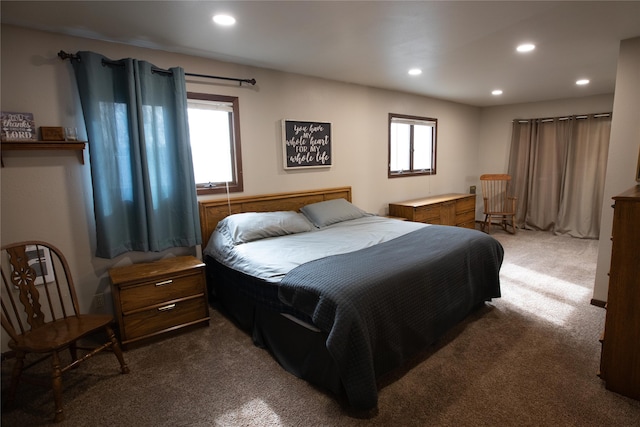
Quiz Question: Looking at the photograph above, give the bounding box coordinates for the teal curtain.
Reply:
[71,51,200,258]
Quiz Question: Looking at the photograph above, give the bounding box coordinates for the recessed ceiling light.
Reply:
[516,43,536,53]
[576,79,590,85]
[213,14,236,26]
[492,89,503,96]
[408,68,422,76]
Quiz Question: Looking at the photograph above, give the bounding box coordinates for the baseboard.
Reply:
[590,298,606,308]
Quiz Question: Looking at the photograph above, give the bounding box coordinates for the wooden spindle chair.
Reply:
[480,174,517,234]
[1,241,129,423]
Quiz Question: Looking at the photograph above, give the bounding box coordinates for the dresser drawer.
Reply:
[388,204,413,220]
[455,196,476,212]
[455,209,475,225]
[120,272,204,313]
[458,219,476,229]
[123,297,207,340]
[413,205,440,222]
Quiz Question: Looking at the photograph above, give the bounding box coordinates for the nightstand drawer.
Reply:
[120,272,204,312]
[123,297,207,340]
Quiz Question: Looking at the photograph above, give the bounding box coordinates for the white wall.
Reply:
[593,37,640,302]
[0,25,480,321]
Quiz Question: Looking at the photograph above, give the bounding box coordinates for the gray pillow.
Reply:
[218,211,314,244]
[300,198,369,227]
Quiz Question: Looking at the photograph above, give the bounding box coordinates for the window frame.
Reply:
[388,113,437,178]
[187,92,244,195]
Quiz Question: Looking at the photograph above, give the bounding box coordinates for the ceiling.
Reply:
[2,1,640,107]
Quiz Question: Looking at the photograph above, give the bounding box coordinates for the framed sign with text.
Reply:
[40,126,65,141]
[1,111,37,141]
[282,119,332,169]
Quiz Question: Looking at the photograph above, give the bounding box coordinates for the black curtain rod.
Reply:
[58,50,256,86]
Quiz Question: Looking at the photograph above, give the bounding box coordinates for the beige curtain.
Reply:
[507,114,611,239]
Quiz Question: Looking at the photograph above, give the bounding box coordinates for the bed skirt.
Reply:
[205,257,346,401]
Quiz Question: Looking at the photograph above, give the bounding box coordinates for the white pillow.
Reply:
[300,198,369,227]
[217,211,314,244]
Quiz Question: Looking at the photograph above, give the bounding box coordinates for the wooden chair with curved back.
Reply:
[1,241,129,423]
[480,174,517,234]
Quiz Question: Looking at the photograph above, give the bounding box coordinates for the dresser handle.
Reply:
[155,279,173,287]
[158,303,176,312]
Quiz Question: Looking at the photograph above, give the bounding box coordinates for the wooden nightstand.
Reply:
[109,256,209,348]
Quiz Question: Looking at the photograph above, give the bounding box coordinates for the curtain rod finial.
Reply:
[58,50,78,61]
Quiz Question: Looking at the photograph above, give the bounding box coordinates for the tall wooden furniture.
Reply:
[109,256,209,348]
[599,185,640,401]
[388,193,476,229]
[1,241,129,423]
[480,174,517,234]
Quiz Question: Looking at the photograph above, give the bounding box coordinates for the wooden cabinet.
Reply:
[388,193,476,229]
[109,256,209,348]
[600,185,640,401]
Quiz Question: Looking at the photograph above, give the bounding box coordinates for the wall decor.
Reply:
[40,126,65,141]
[1,111,37,141]
[65,127,78,141]
[282,119,332,169]
[25,245,54,285]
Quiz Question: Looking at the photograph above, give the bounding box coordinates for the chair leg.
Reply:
[106,325,130,374]
[5,351,25,409]
[51,351,64,423]
[69,342,78,363]
[485,215,492,234]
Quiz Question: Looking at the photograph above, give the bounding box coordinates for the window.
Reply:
[187,93,243,195]
[388,113,437,178]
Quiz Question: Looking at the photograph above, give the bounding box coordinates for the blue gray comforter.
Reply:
[278,225,503,410]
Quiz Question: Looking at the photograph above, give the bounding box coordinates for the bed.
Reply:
[199,187,503,413]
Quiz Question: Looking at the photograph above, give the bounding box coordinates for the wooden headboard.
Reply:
[198,186,352,249]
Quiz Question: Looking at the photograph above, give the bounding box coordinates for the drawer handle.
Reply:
[155,279,173,287]
[158,303,176,312]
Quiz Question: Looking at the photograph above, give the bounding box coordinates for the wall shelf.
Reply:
[1,141,87,166]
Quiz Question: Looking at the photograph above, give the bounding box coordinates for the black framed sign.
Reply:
[282,119,332,169]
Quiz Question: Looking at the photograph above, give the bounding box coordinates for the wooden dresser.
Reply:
[109,256,209,348]
[388,193,476,229]
[599,185,640,401]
